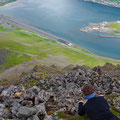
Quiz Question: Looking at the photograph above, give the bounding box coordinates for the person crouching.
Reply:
[78,84,120,120]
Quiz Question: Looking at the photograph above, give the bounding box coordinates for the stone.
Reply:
[32,115,40,120]
[0,104,10,118]
[7,85,15,91]
[44,115,53,120]
[0,86,5,94]
[115,107,120,113]
[37,90,50,102]
[11,101,21,115]
[1,90,8,96]
[17,106,37,118]
[1,85,15,97]
[21,100,33,107]
[27,114,39,120]
[118,80,120,85]
[53,117,59,120]
[35,103,47,115]
[5,98,22,107]
[29,86,40,95]
[66,82,75,90]
[34,97,39,105]
[112,87,118,92]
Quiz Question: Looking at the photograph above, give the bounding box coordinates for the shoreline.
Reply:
[0,15,73,47]
[0,15,120,62]
[0,0,17,7]
[84,0,120,8]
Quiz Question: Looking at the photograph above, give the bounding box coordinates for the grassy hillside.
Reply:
[0,21,120,72]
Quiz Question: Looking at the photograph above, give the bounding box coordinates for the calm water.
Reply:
[0,0,120,59]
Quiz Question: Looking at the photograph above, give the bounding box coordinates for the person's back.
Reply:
[78,84,120,120]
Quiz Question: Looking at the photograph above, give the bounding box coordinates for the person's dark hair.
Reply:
[82,84,95,96]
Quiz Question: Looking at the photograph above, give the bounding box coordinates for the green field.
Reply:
[105,23,120,34]
[0,22,120,72]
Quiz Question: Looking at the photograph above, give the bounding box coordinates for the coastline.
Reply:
[84,0,120,8]
[0,0,17,6]
[0,15,73,47]
[0,15,120,62]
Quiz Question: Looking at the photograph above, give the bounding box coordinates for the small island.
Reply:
[0,0,16,6]
[81,21,120,36]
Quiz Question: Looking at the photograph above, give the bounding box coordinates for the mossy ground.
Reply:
[0,52,32,72]
[107,94,120,118]
[52,108,120,120]
[0,22,120,72]
[53,112,90,120]
[111,106,120,118]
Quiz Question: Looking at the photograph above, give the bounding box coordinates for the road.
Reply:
[0,15,71,45]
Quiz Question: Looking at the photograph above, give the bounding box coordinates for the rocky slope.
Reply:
[0,63,120,120]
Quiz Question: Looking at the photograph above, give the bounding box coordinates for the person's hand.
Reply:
[99,94,104,96]
[79,100,85,104]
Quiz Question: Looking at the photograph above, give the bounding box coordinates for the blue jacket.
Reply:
[78,96,120,120]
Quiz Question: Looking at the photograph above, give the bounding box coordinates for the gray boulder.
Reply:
[35,103,47,115]
[1,85,15,97]
[17,106,37,118]
[11,101,21,116]
[37,90,50,102]
[0,104,10,118]
[28,86,40,95]
[115,107,120,113]
[0,86,5,94]
[44,115,53,120]
[27,114,39,120]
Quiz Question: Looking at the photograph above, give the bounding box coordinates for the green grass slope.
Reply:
[0,23,120,72]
